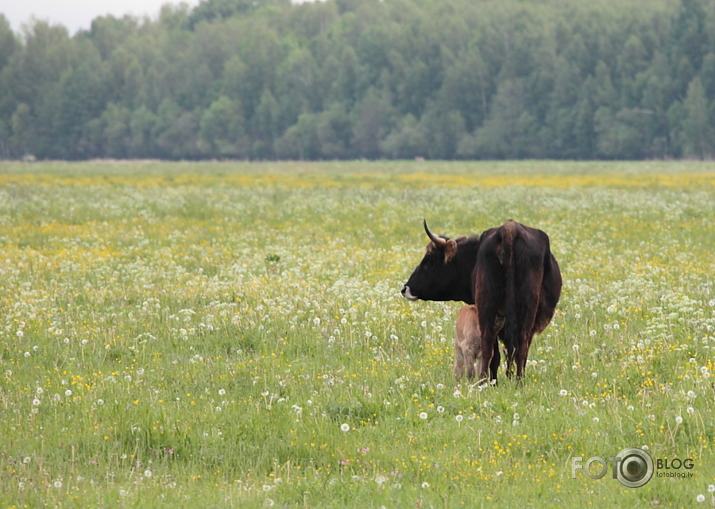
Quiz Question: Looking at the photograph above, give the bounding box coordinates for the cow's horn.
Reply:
[423,219,446,246]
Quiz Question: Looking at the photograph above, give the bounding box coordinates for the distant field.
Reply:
[0,161,713,507]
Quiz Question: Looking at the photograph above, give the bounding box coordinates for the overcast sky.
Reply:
[0,0,202,34]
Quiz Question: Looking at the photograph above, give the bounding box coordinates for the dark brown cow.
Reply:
[402,220,562,382]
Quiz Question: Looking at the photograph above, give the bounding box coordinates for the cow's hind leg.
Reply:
[516,335,534,380]
[477,330,496,384]
[504,345,516,379]
[513,261,543,381]
[489,343,500,383]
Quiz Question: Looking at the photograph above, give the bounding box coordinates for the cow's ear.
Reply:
[444,239,457,263]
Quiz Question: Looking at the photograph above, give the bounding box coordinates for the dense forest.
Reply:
[0,0,714,160]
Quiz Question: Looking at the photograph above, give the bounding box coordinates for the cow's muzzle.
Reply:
[401,285,418,301]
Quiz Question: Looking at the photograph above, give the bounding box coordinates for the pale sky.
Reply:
[0,0,202,34]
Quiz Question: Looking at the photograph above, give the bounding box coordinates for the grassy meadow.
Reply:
[0,160,713,508]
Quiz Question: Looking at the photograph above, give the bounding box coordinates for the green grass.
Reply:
[0,161,714,508]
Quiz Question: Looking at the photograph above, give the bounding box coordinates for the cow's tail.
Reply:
[500,221,518,356]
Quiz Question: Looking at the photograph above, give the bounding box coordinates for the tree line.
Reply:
[1,0,714,161]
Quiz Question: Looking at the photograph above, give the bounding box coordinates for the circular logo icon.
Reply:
[615,447,654,488]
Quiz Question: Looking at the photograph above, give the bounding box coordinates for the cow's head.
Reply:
[401,220,467,302]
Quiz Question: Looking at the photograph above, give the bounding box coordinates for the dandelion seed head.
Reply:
[340,423,350,432]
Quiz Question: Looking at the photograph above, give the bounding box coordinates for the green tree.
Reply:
[197,96,246,157]
[98,103,132,158]
[351,87,393,159]
[669,0,707,94]
[316,104,353,159]
[9,103,35,157]
[0,15,17,71]
[188,0,289,28]
[129,106,158,157]
[254,89,281,157]
[382,114,426,159]
[680,76,712,159]
[470,79,541,159]
[154,98,200,159]
[275,113,320,159]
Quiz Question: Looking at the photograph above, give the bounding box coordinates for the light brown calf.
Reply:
[454,305,504,380]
